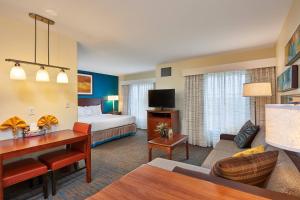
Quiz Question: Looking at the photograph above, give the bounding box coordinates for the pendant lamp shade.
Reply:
[10,63,26,80]
[56,70,68,83]
[36,67,50,82]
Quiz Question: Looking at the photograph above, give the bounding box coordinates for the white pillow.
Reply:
[78,106,86,117]
[88,105,102,116]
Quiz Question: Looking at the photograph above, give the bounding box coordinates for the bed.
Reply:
[78,98,137,147]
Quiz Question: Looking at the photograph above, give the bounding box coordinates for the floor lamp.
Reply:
[243,82,272,125]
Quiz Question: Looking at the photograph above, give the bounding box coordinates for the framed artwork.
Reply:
[78,74,93,95]
[285,24,300,66]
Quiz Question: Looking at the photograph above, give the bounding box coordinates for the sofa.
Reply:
[148,128,300,198]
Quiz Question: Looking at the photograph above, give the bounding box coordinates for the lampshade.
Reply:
[265,104,300,152]
[107,95,119,101]
[10,63,26,80]
[243,82,272,97]
[36,67,50,82]
[56,70,68,83]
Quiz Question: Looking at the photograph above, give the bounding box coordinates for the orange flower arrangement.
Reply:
[37,115,58,129]
[0,116,28,137]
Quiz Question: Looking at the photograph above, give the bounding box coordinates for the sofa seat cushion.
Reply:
[201,150,233,169]
[3,158,48,188]
[147,158,210,174]
[265,146,300,197]
[39,149,85,170]
[211,151,279,186]
[214,140,249,154]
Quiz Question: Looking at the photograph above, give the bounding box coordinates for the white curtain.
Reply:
[128,82,154,129]
[203,70,250,147]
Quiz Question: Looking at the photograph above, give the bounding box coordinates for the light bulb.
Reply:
[10,63,26,80]
[56,69,68,84]
[36,66,50,82]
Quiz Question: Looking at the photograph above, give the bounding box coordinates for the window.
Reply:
[203,70,250,146]
[128,82,154,129]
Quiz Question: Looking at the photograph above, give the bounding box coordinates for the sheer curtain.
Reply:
[128,82,154,129]
[203,70,250,146]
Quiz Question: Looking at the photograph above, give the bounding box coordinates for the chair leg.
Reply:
[42,174,48,199]
[51,171,57,196]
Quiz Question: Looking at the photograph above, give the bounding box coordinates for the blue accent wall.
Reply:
[78,70,119,113]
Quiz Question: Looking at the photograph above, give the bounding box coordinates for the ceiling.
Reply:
[0,0,293,75]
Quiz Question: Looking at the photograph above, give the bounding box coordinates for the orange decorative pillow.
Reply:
[211,151,278,186]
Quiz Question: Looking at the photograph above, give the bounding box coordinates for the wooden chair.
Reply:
[38,122,91,195]
[3,158,48,199]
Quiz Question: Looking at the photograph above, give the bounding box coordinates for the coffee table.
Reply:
[148,134,188,161]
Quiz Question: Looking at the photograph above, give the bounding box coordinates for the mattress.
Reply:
[78,114,136,132]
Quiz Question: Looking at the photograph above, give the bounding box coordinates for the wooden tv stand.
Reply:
[147,110,180,141]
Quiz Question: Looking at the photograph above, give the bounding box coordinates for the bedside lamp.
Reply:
[243,82,272,125]
[265,104,300,152]
[107,95,119,112]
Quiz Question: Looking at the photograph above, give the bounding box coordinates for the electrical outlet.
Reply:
[28,107,35,116]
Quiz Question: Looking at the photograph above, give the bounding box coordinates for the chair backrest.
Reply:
[73,122,91,134]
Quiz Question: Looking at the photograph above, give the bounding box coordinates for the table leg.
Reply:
[85,134,92,183]
[0,157,3,200]
[168,148,172,160]
[186,140,189,160]
[148,145,152,162]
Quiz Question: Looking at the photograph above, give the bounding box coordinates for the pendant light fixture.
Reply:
[6,13,70,82]
[56,69,69,84]
[10,63,26,80]
[36,66,50,82]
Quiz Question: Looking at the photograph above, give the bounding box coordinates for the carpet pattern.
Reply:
[7,130,212,200]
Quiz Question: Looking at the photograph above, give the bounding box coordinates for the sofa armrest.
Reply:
[173,167,298,200]
[220,134,236,141]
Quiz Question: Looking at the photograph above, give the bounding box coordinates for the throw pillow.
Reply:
[233,145,265,157]
[211,151,279,186]
[234,120,259,148]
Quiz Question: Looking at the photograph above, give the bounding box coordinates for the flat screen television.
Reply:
[148,89,175,109]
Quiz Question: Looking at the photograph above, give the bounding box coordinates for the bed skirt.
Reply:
[91,123,137,147]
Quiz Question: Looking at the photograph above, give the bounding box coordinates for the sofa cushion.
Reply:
[148,158,210,174]
[211,151,278,186]
[214,140,249,154]
[265,146,300,197]
[233,145,264,157]
[201,150,233,169]
[251,128,267,148]
[234,120,259,148]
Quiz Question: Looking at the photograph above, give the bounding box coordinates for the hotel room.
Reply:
[0,0,300,199]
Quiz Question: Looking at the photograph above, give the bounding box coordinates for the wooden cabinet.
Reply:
[147,110,180,141]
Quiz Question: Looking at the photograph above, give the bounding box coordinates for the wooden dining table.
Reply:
[87,164,271,200]
[0,129,91,200]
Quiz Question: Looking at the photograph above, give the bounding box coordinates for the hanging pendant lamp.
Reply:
[6,13,70,83]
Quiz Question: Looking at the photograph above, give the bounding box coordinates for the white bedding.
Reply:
[78,114,136,132]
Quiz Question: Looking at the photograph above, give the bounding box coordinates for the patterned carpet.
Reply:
[7,130,212,200]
